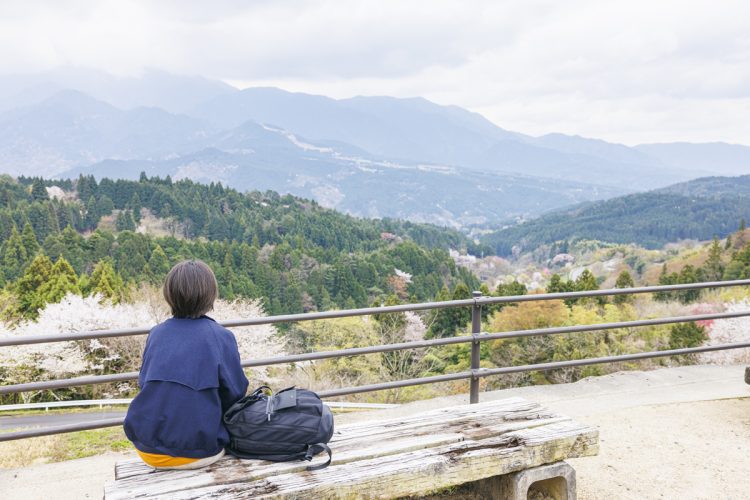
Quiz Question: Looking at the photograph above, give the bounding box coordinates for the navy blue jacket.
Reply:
[124,316,249,458]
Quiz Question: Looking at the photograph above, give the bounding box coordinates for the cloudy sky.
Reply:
[1,0,748,145]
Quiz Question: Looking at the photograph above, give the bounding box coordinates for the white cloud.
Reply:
[0,0,749,144]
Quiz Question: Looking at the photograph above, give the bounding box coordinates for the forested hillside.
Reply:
[482,175,750,255]
[0,175,487,319]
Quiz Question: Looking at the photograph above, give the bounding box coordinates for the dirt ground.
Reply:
[1,365,748,499]
[571,398,750,500]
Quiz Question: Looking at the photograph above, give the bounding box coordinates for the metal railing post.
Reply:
[470,290,482,404]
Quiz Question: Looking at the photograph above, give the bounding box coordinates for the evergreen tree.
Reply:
[427,283,471,339]
[546,274,567,294]
[669,322,707,349]
[677,265,700,304]
[703,237,724,281]
[30,179,49,202]
[741,218,747,232]
[95,195,115,219]
[575,269,604,306]
[148,245,171,280]
[2,226,27,281]
[613,270,635,305]
[654,264,678,302]
[725,235,733,250]
[84,195,99,228]
[490,280,527,315]
[15,253,53,318]
[115,210,137,232]
[88,259,124,303]
[723,259,745,280]
[129,192,143,223]
[20,222,39,258]
[41,257,80,304]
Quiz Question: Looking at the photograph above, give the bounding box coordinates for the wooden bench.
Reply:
[105,397,598,499]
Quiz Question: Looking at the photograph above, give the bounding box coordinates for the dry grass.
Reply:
[0,427,131,468]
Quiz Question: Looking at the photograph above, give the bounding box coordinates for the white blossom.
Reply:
[0,294,285,381]
[700,300,750,364]
[402,311,426,343]
[210,299,284,362]
[393,268,413,283]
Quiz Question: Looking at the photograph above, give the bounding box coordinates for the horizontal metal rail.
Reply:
[3,308,748,396]
[0,399,397,413]
[1,279,747,347]
[0,399,132,412]
[3,339,748,442]
[0,417,126,441]
[318,339,750,397]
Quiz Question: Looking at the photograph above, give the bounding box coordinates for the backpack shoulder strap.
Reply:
[304,443,332,471]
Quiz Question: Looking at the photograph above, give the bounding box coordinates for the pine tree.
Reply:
[115,210,136,232]
[575,269,604,306]
[2,226,28,281]
[30,179,49,202]
[85,195,99,228]
[725,235,733,250]
[41,257,80,303]
[15,253,53,318]
[677,265,700,304]
[148,245,171,280]
[740,218,747,232]
[703,237,724,281]
[20,222,39,258]
[654,264,677,302]
[88,259,124,303]
[613,270,635,304]
[669,322,707,349]
[129,193,143,223]
[95,195,115,219]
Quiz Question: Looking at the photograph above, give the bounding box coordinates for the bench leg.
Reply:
[476,461,576,500]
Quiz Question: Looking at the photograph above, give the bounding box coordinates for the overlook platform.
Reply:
[2,363,749,499]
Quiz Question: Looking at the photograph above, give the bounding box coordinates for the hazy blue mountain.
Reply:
[64,122,624,228]
[0,68,235,114]
[191,87,700,189]
[191,87,517,165]
[474,138,701,189]
[0,90,213,176]
[532,133,660,166]
[481,174,750,254]
[635,142,750,176]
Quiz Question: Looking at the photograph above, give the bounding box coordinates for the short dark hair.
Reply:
[163,260,218,318]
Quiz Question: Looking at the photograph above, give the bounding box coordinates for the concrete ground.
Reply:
[1,364,748,499]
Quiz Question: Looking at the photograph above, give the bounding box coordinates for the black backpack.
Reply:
[223,386,334,471]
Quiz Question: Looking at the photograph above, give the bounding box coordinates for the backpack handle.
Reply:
[304,443,332,471]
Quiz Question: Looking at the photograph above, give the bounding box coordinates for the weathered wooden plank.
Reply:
[114,397,553,481]
[106,415,570,499]
[125,421,598,499]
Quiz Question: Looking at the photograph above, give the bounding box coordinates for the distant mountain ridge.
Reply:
[481,174,750,254]
[1,68,749,229]
[66,122,623,228]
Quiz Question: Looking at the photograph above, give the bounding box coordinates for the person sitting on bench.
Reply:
[123,260,249,470]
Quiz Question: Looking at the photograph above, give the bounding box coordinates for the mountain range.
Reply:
[1,68,749,228]
[481,175,750,254]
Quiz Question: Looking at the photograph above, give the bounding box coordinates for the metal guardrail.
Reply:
[1,279,749,442]
[0,399,132,412]
[0,399,399,412]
